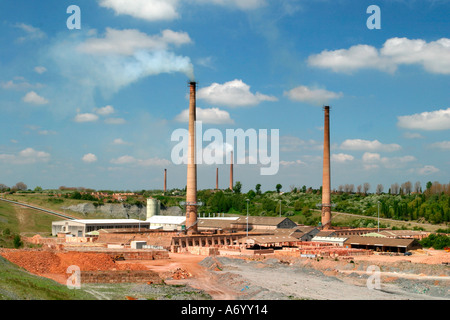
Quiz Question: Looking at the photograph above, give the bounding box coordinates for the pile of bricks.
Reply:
[80,270,162,284]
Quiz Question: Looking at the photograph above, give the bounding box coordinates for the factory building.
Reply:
[52,219,150,237]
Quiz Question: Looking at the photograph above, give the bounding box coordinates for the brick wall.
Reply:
[80,270,162,284]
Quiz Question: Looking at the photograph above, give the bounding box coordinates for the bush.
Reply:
[13,235,22,248]
[420,234,450,250]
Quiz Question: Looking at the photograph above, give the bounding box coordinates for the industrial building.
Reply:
[52,219,150,237]
[344,236,421,253]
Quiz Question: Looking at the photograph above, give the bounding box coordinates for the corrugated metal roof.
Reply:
[241,235,300,244]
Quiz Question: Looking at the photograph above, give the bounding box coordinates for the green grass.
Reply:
[0,256,96,300]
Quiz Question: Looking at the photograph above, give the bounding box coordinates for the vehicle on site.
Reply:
[404,252,412,256]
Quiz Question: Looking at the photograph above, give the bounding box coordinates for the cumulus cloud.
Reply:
[284,85,343,106]
[98,0,265,21]
[112,138,130,145]
[74,113,99,123]
[362,152,415,169]
[82,153,98,163]
[0,148,50,164]
[197,79,277,107]
[308,37,450,74]
[111,155,170,166]
[430,141,450,150]
[175,107,234,124]
[417,165,439,175]
[397,108,450,131]
[331,153,354,163]
[22,91,49,105]
[340,139,401,152]
[99,0,180,21]
[95,105,115,115]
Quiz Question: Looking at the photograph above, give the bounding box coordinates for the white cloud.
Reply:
[331,153,354,163]
[15,23,46,42]
[0,148,50,164]
[111,155,170,166]
[417,165,440,175]
[308,37,450,74]
[280,136,322,152]
[48,28,194,99]
[193,0,266,10]
[22,91,49,105]
[34,66,47,74]
[175,107,234,124]
[98,0,180,21]
[78,28,192,56]
[403,132,424,139]
[362,152,415,169]
[1,79,43,90]
[82,153,98,163]
[284,85,343,106]
[112,138,130,145]
[197,79,277,108]
[74,113,99,123]
[340,139,401,152]
[397,108,450,131]
[430,141,450,150]
[98,0,265,21]
[104,118,126,124]
[95,105,115,115]
[280,159,305,166]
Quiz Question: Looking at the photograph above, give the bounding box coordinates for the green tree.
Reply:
[255,184,261,195]
[276,184,282,194]
[34,186,43,192]
[233,181,242,194]
[247,189,256,200]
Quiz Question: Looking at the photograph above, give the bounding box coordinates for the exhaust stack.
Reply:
[321,106,332,230]
[185,81,198,234]
[229,151,233,190]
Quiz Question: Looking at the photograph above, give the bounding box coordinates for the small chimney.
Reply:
[216,167,219,190]
[229,151,233,190]
[164,169,167,193]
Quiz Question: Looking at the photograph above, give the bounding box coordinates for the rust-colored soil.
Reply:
[0,250,147,277]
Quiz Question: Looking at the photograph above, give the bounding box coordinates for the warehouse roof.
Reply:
[54,219,148,225]
[239,235,300,245]
[147,215,186,224]
[344,236,416,247]
[234,216,293,226]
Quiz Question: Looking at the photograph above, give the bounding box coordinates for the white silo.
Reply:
[146,198,160,220]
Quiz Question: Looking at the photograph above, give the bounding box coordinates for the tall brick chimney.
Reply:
[321,106,332,230]
[185,81,198,234]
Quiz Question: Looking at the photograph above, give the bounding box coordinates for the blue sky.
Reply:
[0,0,449,193]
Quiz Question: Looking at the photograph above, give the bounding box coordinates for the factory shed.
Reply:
[273,227,319,241]
[52,219,150,237]
[344,236,421,253]
[232,216,297,231]
[311,236,348,246]
[197,217,239,232]
[146,215,186,231]
[238,235,301,247]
